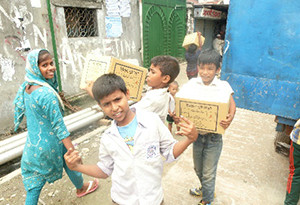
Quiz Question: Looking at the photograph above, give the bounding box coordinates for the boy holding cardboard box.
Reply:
[133,55,180,122]
[175,49,236,205]
[183,32,204,79]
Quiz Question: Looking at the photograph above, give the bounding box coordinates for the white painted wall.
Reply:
[0,0,141,134]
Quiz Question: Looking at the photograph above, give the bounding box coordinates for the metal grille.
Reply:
[64,7,98,38]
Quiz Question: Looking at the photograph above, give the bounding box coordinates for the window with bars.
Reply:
[64,7,98,38]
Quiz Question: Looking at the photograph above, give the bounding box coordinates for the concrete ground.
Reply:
[0,62,290,205]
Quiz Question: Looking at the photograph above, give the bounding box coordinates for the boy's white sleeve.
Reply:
[133,93,155,112]
[224,81,234,95]
[155,115,178,162]
[97,136,114,176]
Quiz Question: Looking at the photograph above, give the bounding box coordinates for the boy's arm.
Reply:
[173,116,198,158]
[197,31,203,49]
[64,148,108,179]
[83,81,94,99]
[220,94,236,129]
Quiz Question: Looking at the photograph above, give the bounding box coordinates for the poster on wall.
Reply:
[105,16,123,38]
[31,0,41,8]
[119,0,131,17]
[106,0,120,16]
[105,0,131,17]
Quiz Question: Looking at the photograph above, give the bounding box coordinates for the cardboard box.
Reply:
[182,32,205,49]
[175,97,229,134]
[80,55,147,101]
[80,54,110,89]
[108,57,147,101]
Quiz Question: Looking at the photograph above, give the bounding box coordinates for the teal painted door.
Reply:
[142,0,186,67]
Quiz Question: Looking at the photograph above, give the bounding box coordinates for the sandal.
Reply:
[77,179,99,198]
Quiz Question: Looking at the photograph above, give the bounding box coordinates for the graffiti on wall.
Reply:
[0,4,33,53]
[0,54,15,82]
[0,3,51,81]
[0,3,138,82]
[60,38,137,80]
[103,38,137,57]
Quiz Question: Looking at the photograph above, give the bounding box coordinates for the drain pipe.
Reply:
[0,101,134,165]
[0,108,100,154]
[0,109,104,165]
[0,105,100,149]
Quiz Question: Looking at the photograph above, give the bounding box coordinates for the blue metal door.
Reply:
[221,0,300,120]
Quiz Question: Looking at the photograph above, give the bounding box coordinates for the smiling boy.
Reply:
[176,49,236,205]
[133,55,180,122]
[64,74,198,205]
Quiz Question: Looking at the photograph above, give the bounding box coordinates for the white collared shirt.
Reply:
[168,93,175,113]
[132,87,169,122]
[97,108,177,205]
[176,77,234,103]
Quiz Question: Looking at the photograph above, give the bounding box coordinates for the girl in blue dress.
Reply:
[14,49,98,204]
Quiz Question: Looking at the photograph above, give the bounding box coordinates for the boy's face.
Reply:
[146,64,169,89]
[99,89,133,126]
[168,84,178,96]
[198,63,220,85]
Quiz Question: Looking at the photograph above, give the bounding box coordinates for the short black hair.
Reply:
[150,55,180,84]
[92,73,127,104]
[169,80,178,87]
[197,49,221,69]
[187,44,197,53]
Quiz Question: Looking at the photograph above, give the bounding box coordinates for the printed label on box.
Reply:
[109,58,147,101]
[80,55,110,89]
[176,97,228,134]
[80,55,147,101]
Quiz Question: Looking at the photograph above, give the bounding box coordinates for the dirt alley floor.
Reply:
[0,62,290,205]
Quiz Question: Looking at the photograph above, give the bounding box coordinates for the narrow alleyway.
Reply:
[0,62,289,205]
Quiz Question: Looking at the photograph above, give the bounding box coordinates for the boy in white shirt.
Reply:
[64,73,198,205]
[176,49,236,205]
[133,55,180,122]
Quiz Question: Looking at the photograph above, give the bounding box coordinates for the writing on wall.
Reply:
[60,38,138,81]
[0,3,50,82]
[0,55,15,81]
[0,3,138,83]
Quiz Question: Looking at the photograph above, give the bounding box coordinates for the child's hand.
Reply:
[220,114,234,129]
[175,116,198,142]
[173,115,180,124]
[64,148,82,170]
[197,31,203,48]
[83,81,94,98]
[169,111,176,117]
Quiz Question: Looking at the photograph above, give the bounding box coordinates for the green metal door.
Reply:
[142,0,186,67]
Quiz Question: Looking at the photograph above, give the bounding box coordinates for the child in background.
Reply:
[133,55,180,122]
[64,73,198,204]
[284,119,300,205]
[13,49,98,205]
[166,81,180,133]
[177,49,236,205]
[185,32,202,80]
